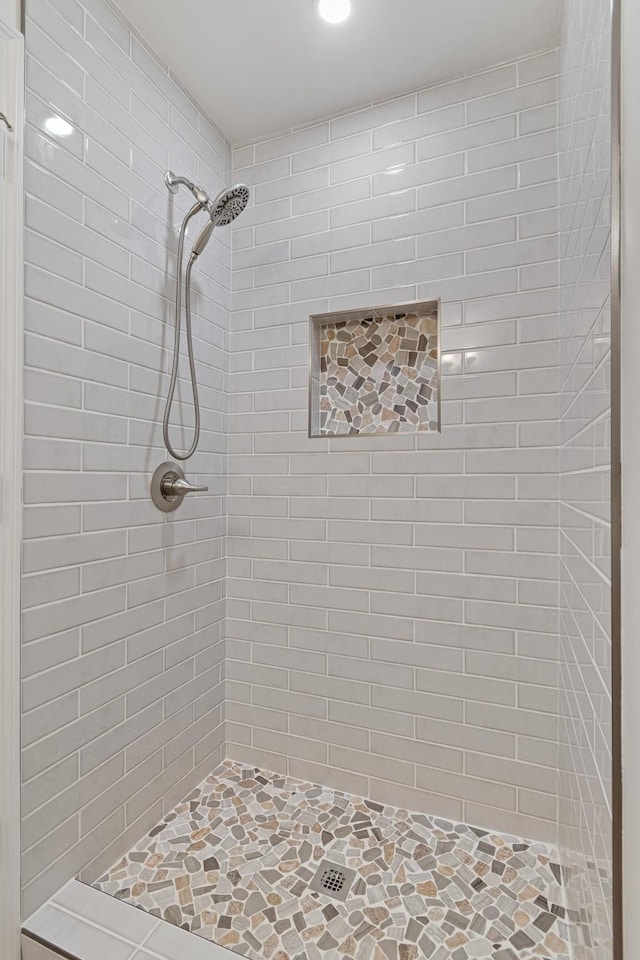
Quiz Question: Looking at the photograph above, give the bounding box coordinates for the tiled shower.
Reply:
[18,0,613,958]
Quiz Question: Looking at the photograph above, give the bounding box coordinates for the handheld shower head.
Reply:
[208,183,250,226]
[191,219,215,258]
[190,183,251,259]
[163,175,249,462]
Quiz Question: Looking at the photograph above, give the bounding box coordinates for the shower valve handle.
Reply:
[162,476,208,497]
[151,462,208,513]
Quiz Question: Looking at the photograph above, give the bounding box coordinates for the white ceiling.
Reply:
[114,0,562,145]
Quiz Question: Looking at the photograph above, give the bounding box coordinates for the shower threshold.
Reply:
[88,759,570,960]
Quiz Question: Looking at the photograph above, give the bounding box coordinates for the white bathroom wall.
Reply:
[21,0,231,915]
[557,0,613,955]
[228,52,562,843]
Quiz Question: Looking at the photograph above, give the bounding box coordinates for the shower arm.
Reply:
[164,170,209,208]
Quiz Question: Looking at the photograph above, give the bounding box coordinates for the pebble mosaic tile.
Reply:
[94,760,571,960]
[309,302,440,437]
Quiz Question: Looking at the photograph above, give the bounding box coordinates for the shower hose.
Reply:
[163,202,202,461]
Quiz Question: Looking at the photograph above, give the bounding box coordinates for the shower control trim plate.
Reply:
[151,461,208,513]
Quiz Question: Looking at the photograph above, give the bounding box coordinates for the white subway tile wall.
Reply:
[23,0,616,932]
[228,52,561,843]
[557,0,613,956]
[22,0,231,915]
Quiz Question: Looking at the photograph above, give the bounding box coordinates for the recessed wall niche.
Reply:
[309,300,441,438]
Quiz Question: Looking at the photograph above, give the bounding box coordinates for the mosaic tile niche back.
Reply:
[94,760,571,960]
[309,301,440,437]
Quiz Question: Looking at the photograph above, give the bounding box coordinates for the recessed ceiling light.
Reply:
[44,116,74,137]
[317,0,352,25]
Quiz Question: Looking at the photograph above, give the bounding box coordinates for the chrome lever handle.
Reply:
[162,476,208,497]
[151,461,208,513]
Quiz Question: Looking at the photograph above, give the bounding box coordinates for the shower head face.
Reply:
[209,184,250,226]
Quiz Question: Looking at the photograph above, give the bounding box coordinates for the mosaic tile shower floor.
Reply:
[94,760,571,960]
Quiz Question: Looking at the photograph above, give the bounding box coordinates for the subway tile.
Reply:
[373,152,465,197]
[330,189,415,229]
[290,626,369,658]
[415,764,516,811]
[255,123,329,163]
[416,666,515,706]
[373,202,463,242]
[465,701,557,741]
[23,9,605,905]
[26,24,84,97]
[292,131,371,173]
[292,178,370,217]
[23,437,82,474]
[290,715,369,751]
[417,115,517,162]
[467,129,557,173]
[22,691,79,750]
[22,698,125,784]
[330,744,413,785]
[417,64,517,114]
[25,333,128,387]
[518,49,558,84]
[22,1,233,904]
[255,210,328,245]
[328,610,413,643]
[372,685,463,723]
[24,368,82,409]
[371,778,463,821]
[418,165,517,209]
[255,167,329,204]
[23,586,126,644]
[372,732,463,772]
[371,544,462,573]
[417,715,516,757]
[22,754,122,853]
[24,471,127,505]
[23,642,126,712]
[466,235,558,274]
[26,263,129,332]
[373,104,464,151]
[330,237,414,273]
[80,703,163,776]
[292,222,370,258]
[417,218,516,259]
[252,685,326,720]
[467,181,557,222]
[23,629,80,681]
[291,669,370,706]
[329,94,415,140]
[415,523,514,551]
[372,252,463,290]
[329,653,413,690]
[467,77,558,124]
[519,154,558,187]
[520,102,558,136]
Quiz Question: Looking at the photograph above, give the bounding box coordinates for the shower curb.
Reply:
[22,880,234,960]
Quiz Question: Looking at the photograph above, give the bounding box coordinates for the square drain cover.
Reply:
[309,859,356,902]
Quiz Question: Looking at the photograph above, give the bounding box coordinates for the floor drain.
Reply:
[309,859,356,902]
